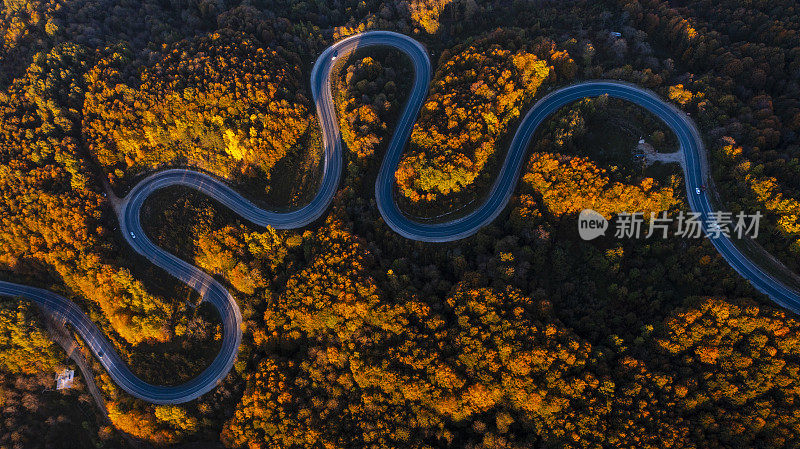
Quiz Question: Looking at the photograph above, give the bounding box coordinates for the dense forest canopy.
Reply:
[83,30,314,189]
[1,0,800,447]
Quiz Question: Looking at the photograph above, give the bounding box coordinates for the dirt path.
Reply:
[645,149,685,167]
[639,140,685,168]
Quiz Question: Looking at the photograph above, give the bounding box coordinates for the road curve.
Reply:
[1,31,799,404]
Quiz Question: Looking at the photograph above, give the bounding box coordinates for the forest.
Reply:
[2,0,800,447]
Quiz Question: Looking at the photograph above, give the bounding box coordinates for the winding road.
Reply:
[1,30,799,404]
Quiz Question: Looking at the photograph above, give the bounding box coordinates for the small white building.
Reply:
[55,369,75,390]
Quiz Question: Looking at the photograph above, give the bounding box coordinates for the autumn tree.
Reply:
[395,30,554,204]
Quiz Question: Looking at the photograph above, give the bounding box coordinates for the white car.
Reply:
[130,231,136,239]
[331,50,338,60]
[695,187,701,195]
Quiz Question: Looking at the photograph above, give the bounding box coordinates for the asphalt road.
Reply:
[1,31,798,405]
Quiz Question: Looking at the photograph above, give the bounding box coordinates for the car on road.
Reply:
[695,187,701,195]
[97,350,104,358]
[130,232,136,239]
[331,50,338,60]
